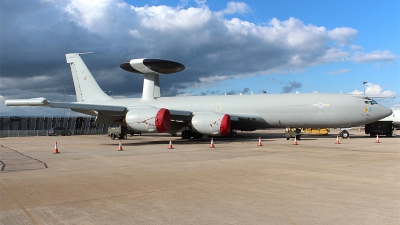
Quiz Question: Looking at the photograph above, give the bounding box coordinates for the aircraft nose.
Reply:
[380,106,392,118]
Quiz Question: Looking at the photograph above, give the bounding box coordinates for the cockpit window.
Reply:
[365,99,378,105]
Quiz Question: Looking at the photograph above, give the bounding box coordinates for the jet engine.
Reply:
[191,113,231,136]
[125,108,170,132]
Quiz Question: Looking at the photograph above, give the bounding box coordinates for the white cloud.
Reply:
[350,83,396,98]
[351,50,397,63]
[64,0,114,33]
[328,27,358,46]
[216,2,251,16]
[133,5,213,31]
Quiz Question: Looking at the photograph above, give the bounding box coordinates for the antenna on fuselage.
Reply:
[120,58,185,100]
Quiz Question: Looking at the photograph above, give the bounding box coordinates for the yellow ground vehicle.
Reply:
[305,128,330,135]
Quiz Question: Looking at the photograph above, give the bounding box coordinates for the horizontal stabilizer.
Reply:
[5,98,49,106]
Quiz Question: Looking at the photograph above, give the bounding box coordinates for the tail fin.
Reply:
[66,53,112,102]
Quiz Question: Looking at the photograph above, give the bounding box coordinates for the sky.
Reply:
[1,0,399,116]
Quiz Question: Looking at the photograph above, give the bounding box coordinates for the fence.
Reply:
[0,116,112,138]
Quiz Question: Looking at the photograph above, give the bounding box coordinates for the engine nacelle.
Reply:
[125,108,170,133]
[191,113,231,136]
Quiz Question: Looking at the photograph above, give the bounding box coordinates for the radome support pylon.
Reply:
[168,139,173,149]
[210,137,215,148]
[375,134,380,143]
[258,136,263,146]
[118,141,124,151]
[293,136,298,145]
[53,141,59,154]
[335,135,340,144]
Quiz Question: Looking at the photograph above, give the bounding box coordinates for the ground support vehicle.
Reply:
[285,128,302,140]
[108,126,128,140]
[365,121,394,137]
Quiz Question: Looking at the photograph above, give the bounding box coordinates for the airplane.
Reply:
[380,108,400,128]
[5,53,393,139]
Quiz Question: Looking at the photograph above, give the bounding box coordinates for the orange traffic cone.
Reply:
[118,140,124,151]
[375,134,380,143]
[210,137,215,148]
[394,128,397,133]
[53,141,59,154]
[258,136,263,146]
[168,139,173,149]
[293,136,298,145]
[335,135,340,144]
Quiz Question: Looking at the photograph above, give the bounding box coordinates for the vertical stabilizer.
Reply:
[66,53,111,102]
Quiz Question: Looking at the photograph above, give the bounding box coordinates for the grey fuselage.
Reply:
[83,93,392,129]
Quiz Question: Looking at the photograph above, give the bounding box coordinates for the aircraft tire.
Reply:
[192,133,203,139]
[181,130,192,139]
[340,130,349,138]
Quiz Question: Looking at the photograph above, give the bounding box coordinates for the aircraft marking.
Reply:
[216,103,221,112]
[313,103,330,108]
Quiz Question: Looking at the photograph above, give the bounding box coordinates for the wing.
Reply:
[6,98,269,132]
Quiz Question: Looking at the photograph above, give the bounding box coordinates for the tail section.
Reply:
[66,53,112,102]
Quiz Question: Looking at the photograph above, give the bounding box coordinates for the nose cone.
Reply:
[380,106,393,118]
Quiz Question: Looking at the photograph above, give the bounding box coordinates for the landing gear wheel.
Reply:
[340,130,349,138]
[192,133,203,139]
[111,134,116,140]
[181,130,192,139]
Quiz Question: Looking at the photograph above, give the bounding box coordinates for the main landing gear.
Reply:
[339,130,349,138]
[181,129,203,139]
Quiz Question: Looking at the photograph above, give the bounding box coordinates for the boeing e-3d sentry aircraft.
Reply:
[5,53,393,139]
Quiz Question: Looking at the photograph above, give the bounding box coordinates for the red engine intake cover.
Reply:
[220,114,231,136]
[155,108,170,132]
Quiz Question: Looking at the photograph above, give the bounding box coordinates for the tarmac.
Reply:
[1,129,399,225]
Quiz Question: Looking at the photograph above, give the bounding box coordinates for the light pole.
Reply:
[163,91,166,97]
[109,91,114,98]
[362,81,367,95]
[62,86,66,117]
